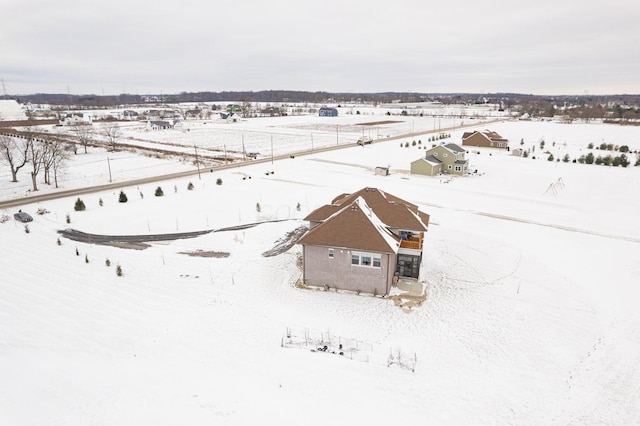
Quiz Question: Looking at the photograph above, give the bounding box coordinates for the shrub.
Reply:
[74,198,86,211]
[66,213,71,224]
[116,264,123,276]
[562,154,570,163]
[587,142,594,149]
[601,155,612,166]
[119,190,128,203]
[599,143,607,150]
[547,154,554,161]
[99,198,103,207]
[85,254,89,263]
[296,202,301,211]
[612,156,622,167]
[105,258,111,267]
[619,145,629,153]
[594,156,603,165]
[256,202,261,212]
[24,225,30,233]
[75,247,79,256]
[155,186,164,197]
[216,178,223,185]
[522,151,529,158]
[187,181,194,190]
[585,152,595,164]
[620,154,630,167]
[57,238,61,246]
[577,155,585,164]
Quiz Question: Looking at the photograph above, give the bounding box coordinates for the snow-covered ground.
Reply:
[1,118,639,425]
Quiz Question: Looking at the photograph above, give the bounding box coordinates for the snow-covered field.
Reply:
[1,117,639,425]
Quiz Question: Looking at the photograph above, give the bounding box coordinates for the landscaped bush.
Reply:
[155,186,164,196]
[74,198,86,211]
[187,181,194,190]
[119,190,128,203]
[216,178,223,185]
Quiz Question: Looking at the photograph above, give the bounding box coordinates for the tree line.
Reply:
[0,122,122,191]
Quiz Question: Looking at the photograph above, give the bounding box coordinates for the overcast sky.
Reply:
[1,0,639,96]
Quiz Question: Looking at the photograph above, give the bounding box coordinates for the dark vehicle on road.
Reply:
[14,211,33,223]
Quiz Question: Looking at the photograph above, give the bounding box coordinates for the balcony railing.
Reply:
[400,239,422,250]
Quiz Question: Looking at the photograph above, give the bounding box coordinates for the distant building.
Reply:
[318,107,338,117]
[0,100,27,120]
[58,112,92,126]
[461,130,508,149]
[147,120,174,130]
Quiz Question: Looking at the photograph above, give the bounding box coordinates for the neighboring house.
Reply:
[58,112,92,126]
[461,130,509,149]
[215,112,241,123]
[185,109,201,119]
[147,120,173,130]
[122,110,139,120]
[411,143,468,176]
[297,187,430,296]
[318,107,338,117]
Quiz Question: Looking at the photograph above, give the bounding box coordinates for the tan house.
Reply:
[297,187,430,296]
[462,130,509,149]
[411,143,468,176]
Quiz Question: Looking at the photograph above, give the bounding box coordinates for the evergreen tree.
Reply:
[119,190,128,203]
[74,198,86,211]
[155,186,164,196]
[585,152,595,164]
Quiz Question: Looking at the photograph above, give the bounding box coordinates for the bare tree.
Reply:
[41,137,68,187]
[28,136,45,192]
[72,123,93,154]
[103,122,122,152]
[0,132,30,182]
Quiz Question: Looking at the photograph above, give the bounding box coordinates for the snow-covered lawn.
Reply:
[1,119,639,425]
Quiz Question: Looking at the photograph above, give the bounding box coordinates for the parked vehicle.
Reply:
[357,137,373,145]
[14,211,33,223]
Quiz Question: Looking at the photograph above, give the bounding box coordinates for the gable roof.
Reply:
[297,197,399,253]
[462,130,507,142]
[444,143,465,153]
[423,155,442,164]
[304,187,429,231]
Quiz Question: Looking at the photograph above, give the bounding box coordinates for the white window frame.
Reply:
[328,248,334,258]
[351,251,381,268]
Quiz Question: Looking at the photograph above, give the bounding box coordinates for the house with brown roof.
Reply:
[462,130,509,149]
[297,188,429,296]
[411,143,468,176]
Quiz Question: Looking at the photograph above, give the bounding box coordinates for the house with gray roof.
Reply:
[411,143,468,176]
[297,187,430,295]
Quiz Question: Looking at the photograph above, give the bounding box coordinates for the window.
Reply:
[455,166,462,172]
[448,165,452,169]
[433,153,438,156]
[443,153,448,157]
[351,251,380,268]
[328,248,334,258]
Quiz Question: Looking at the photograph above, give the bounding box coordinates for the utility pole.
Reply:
[194,145,201,179]
[336,125,339,145]
[107,157,112,182]
[271,134,274,164]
